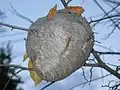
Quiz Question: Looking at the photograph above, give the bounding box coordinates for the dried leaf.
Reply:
[23,52,28,61]
[66,6,84,16]
[28,59,41,85]
[47,4,57,21]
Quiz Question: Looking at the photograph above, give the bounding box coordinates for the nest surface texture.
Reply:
[26,10,94,82]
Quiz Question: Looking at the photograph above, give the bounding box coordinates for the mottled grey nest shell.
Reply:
[26,10,94,82]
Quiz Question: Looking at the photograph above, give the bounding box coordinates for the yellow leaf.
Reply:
[23,52,28,61]
[28,59,41,85]
[66,6,84,16]
[47,4,57,21]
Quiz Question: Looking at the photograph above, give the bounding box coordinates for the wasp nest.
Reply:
[26,10,94,82]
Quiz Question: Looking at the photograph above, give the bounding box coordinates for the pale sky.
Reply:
[0,0,120,90]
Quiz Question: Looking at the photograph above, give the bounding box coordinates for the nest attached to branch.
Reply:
[26,10,94,82]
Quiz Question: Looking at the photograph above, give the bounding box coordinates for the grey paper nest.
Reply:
[26,10,94,82]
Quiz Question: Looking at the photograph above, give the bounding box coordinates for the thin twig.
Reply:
[95,44,113,52]
[91,3,120,25]
[89,15,120,24]
[61,0,67,8]
[89,67,93,85]
[93,0,120,30]
[92,49,120,79]
[103,26,116,39]
[81,68,89,82]
[66,0,72,6]
[9,4,34,23]
[95,51,120,55]
[3,69,22,90]
[84,63,100,67]
[103,0,120,5]
[0,22,28,31]
[70,74,111,90]
[0,64,29,70]
[40,81,55,90]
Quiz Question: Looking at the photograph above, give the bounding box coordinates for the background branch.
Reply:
[0,64,29,70]
[4,69,23,90]
[96,51,120,55]
[93,0,120,30]
[89,15,120,24]
[40,81,55,90]
[0,22,28,31]
[70,74,111,90]
[92,49,120,79]
[61,0,67,8]
[9,4,34,23]
[61,0,72,8]
[84,63,99,67]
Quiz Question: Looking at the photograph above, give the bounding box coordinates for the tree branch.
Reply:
[0,64,29,70]
[95,51,120,55]
[66,0,72,6]
[61,0,67,8]
[70,74,111,90]
[61,0,72,8]
[84,63,99,67]
[9,4,34,23]
[0,22,29,31]
[89,15,120,24]
[92,49,120,79]
[40,81,55,90]
[93,0,120,30]
[4,69,23,90]
[103,0,120,5]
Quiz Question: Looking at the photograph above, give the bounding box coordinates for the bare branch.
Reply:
[104,0,120,15]
[4,69,22,90]
[103,0,120,5]
[102,80,120,90]
[0,64,29,70]
[40,81,55,90]
[92,49,120,79]
[81,68,89,82]
[70,74,111,90]
[89,67,93,85]
[95,51,120,55]
[61,0,67,8]
[91,3,120,27]
[83,63,99,67]
[9,4,34,23]
[66,0,72,6]
[93,0,120,36]
[89,15,120,24]
[95,44,113,51]
[61,0,72,8]
[0,22,29,31]
[103,26,116,39]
